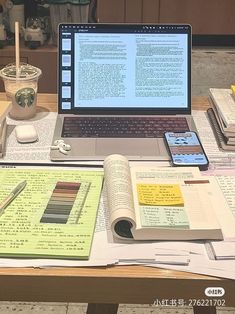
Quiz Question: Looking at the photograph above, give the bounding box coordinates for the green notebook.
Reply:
[0,168,103,260]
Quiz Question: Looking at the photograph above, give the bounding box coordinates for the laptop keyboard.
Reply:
[62,116,189,138]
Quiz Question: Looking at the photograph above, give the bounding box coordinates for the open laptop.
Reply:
[50,23,196,161]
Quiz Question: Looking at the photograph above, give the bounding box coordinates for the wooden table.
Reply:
[0,93,234,314]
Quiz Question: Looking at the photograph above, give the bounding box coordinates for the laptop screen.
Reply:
[58,24,191,114]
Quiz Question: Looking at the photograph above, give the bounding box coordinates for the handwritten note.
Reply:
[136,184,188,228]
[215,176,235,217]
[0,168,103,259]
[139,205,189,228]
[137,184,184,206]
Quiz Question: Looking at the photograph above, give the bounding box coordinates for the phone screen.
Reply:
[164,132,209,169]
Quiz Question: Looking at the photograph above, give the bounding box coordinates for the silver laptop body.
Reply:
[51,23,196,161]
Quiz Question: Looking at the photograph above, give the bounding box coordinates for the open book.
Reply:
[104,155,224,241]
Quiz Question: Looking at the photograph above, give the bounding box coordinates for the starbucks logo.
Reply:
[15,88,35,108]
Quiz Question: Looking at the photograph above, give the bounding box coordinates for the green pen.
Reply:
[0,180,27,216]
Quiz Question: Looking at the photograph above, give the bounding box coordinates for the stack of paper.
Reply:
[208,88,235,151]
[0,101,11,157]
[0,195,191,268]
[205,241,235,260]
[192,110,235,168]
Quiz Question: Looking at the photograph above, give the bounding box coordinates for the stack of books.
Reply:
[0,101,11,157]
[207,88,235,151]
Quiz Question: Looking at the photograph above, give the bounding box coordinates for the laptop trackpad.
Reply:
[96,138,159,157]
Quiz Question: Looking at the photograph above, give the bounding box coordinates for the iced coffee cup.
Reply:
[0,63,42,120]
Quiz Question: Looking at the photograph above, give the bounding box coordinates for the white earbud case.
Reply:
[15,125,39,143]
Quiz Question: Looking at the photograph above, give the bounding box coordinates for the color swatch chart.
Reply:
[40,181,81,224]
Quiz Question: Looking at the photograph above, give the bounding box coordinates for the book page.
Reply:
[130,168,219,231]
[0,168,103,259]
[178,180,220,229]
[215,175,235,217]
[210,175,235,240]
[203,169,235,240]
[103,154,136,239]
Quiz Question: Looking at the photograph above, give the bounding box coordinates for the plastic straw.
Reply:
[15,21,20,77]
